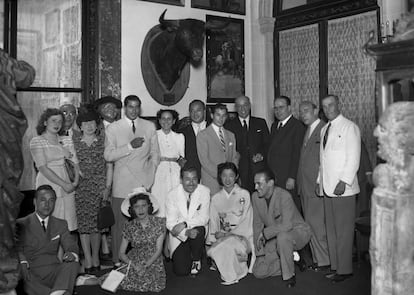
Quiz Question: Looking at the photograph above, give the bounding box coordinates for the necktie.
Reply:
[64,131,69,136]
[303,127,311,146]
[277,121,283,130]
[187,194,191,210]
[132,120,136,134]
[323,123,331,149]
[242,119,248,131]
[219,128,226,152]
[41,220,46,232]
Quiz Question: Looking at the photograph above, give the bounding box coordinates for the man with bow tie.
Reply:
[16,185,79,295]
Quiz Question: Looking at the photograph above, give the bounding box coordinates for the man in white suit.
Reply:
[317,95,361,283]
[165,166,210,276]
[104,95,160,266]
[197,103,239,195]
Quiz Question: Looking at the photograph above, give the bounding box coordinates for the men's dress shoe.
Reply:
[285,275,296,288]
[190,260,201,275]
[325,271,336,279]
[331,274,353,283]
[295,259,307,272]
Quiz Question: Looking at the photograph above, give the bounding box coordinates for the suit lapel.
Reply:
[208,125,223,151]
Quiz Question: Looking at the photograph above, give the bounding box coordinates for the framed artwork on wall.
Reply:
[206,15,244,103]
[192,0,245,15]
[138,0,184,6]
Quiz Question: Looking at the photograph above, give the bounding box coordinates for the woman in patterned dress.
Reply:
[119,191,166,292]
[73,109,112,273]
[29,108,79,231]
[207,162,254,285]
[151,109,186,217]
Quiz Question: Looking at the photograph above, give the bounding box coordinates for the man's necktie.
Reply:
[242,119,248,131]
[132,120,136,134]
[187,194,191,210]
[303,127,311,146]
[41,220,46,232]
[219,128,226,152]
[323,123,331,149]
[277,121,283,130]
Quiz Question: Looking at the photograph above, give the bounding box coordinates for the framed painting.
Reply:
[192,0,245,15]
[138,0,184,6]
[206,15,244,103]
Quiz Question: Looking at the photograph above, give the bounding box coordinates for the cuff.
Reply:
[71,252,79,262]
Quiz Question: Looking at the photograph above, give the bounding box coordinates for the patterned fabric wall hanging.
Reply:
[279,24,320,118]
[327,10,378,164]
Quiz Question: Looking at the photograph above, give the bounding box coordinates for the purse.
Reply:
[101,262,131,293]
[97,203,115,230]
[64,158,76,182]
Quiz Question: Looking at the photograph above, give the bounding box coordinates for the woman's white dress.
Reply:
[151,130,184,217]
[207,184,255,284]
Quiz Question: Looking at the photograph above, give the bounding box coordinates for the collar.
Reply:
[238,116,250,127]
[35,213,49,228]
[279,114,292,127]
[329,114,343,125]
[191,121,206,130]
[125,117,138,126]
[308,118,321,135]
[103,120,111,128]
[223,184,239,198]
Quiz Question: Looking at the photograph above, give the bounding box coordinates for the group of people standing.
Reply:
[17,92,364,294]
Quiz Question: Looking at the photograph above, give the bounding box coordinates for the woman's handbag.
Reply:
[101,261,131,293]
[64,158,76,182]
[97,203,115,230]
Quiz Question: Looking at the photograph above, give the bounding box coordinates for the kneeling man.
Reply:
[16,185,79,295]
[252,169,311,288]
[165,165,210,276]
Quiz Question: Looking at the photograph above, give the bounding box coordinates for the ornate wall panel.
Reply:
[327,10,377,163]
[279,24,319,117]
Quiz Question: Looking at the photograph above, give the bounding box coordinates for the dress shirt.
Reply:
[35,213,49,229]
[191,121,207,136]
[238,116,250,129]
[308,118,321,139]
[278,114,292,128]
[211,123,224,140]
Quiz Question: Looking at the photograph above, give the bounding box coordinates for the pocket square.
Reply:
[51,234,60,241]
[256,129,262,132]
[229,142,233,146]
[196,204,201,210]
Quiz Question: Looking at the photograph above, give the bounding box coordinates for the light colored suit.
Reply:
[297,120,330,267]
[104,116,160,263]
[104,117,160,197]
[165,184,210,257]
[196,125,239,195]
[252,187,311,280]
[16,214,79,295]
[318,114,361,275]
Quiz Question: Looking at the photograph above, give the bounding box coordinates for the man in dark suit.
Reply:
[179,100,208,177]
[267,96,305,212]
[16,185,79,295]
[297,101,329,271]
[225,96,269,193]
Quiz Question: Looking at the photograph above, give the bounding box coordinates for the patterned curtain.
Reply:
[279,24,319,117]
[327,11,378,164]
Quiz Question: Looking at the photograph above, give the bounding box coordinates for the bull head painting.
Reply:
[148,10,206,91]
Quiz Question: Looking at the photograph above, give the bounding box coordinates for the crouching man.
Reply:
[252,169,311,288]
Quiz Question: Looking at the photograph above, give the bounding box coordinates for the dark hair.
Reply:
[275,95,291,106]
[189,99,205,110]
[254,168,276,182]
[36,108,64,135]
[76,107,100,127]
[35,184,56,198]
[217,162,239,186]
[180,164,199,180]
[128,193,154,218]
[156,109,179,121]
[124,95,141,107]
[211,103,227,114]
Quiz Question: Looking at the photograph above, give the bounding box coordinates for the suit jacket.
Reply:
[165,184,210,257]
[318,114,361,197]
[104,117,160,198]
[225,117,270,191]
[267,116,305,189]
[251,187,310,254]
[297,120,325,198]
[16,213,78,269]
[179,124,202,177]
[196,125,239,195]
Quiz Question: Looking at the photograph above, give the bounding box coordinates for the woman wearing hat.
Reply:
[118,188,166,292]
[73,108,113,273]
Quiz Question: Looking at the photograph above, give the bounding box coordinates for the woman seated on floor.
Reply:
[118,188,166,292]
[206,162,255,285]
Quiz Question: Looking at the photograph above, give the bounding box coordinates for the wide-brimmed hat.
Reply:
[94,96,122,109]
[120,187,159,217]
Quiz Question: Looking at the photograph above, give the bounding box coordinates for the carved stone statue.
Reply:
[0,49,35,293]
[371,102,414,295]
